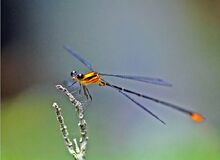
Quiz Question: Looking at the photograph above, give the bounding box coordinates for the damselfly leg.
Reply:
[62,80,92,108]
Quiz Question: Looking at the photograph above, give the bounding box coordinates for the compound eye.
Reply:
[77,73,84,79]
[70,71,77,77]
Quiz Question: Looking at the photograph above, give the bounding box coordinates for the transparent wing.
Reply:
[99,73,172,87]
[63,45,94,71]
[119,91,165,124]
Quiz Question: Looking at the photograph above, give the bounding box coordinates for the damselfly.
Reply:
[63,45,204,124]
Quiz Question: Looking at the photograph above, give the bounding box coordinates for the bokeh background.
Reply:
[2,0,220,160]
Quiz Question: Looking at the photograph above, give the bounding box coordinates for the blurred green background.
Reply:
[2,0,220,160]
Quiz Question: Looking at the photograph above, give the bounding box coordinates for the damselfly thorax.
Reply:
[72,71,106,86]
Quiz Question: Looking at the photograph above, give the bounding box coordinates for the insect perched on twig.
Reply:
[63,45,205,125]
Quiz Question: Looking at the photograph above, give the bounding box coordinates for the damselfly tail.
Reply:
[105,82,204,123]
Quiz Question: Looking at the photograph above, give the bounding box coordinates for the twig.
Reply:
[52,84,88,160]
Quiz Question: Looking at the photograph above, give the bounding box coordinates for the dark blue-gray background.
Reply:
[2,1,220,160]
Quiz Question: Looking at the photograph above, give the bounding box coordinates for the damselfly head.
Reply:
[70,70,78,80]
[77,73,84,80]
[70,70,77,77]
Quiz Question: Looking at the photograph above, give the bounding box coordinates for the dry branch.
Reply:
[52,84,88,160]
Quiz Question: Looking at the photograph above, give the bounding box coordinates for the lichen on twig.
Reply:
[52,84,88,160]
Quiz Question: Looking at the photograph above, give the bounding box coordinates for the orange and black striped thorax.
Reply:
[78,71,102,85]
